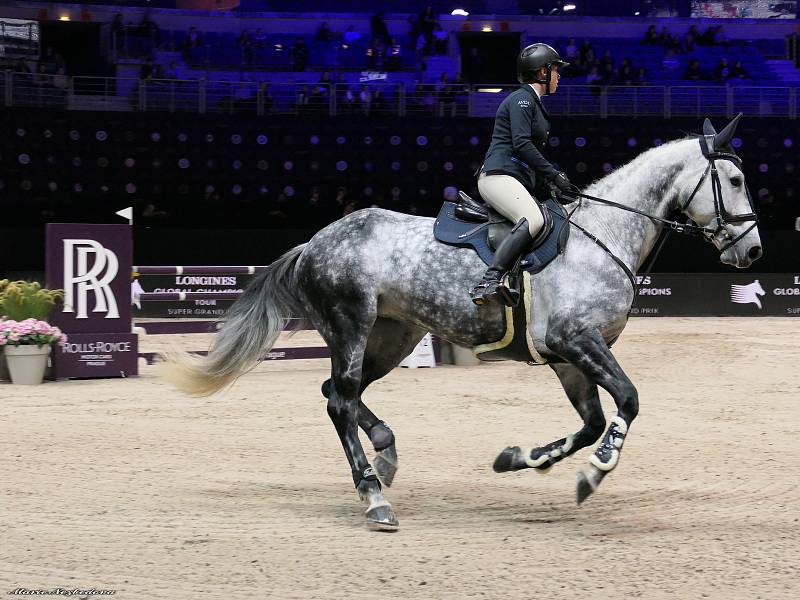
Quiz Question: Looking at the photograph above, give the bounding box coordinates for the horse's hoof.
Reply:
[366,504,399,532]
[576,466,603,505]
[493,446,521,472]
[373,446,398,487]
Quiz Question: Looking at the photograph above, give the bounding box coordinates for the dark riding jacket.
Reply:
[479,84,558,194]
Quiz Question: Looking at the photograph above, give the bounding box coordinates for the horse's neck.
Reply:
[573,142,688,273]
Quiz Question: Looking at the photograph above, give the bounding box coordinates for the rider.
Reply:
[469,43,576,306]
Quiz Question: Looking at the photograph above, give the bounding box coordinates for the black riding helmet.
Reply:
[517,43,569,95]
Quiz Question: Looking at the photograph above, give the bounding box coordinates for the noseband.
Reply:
[679,134,759,253]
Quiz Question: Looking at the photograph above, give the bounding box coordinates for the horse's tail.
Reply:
[164,244,307,396]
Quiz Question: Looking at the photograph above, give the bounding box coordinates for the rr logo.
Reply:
[63,239,120,319]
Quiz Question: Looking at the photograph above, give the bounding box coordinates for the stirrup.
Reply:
[470,275,518,307]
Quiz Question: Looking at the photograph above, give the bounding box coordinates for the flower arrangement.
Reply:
[0,319,68,347]
[0,280,64,321]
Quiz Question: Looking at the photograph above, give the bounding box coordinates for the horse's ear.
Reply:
[714,112,743,148]
[702,117,716,137]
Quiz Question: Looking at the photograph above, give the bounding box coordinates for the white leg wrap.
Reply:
[611,416,628,435]
[590,449,620,472]
[522,447,551,468]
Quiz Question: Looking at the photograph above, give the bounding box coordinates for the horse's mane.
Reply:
[585,135,696,194]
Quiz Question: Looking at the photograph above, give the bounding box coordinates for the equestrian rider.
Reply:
[469,43,576,306]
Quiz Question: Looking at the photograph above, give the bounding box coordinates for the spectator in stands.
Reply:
[139,58,155,81]
[406,15,420,51]
[714,58,731,82]
[432,23,448,55]
[295,85,310,112]
[111,12,124,49]
[371,12,391,47]
[683,33,696,53]
[237,30,254,66]
[599,50,615,69]
[253,28,268,48]
[371,89,389,115]
[52,67,67,90]
[13,59,31,74]
[635,67,649,86]
[141,10,160,47]
[291,37,309,71]
[699,26,718,46]
[43,46,65,70]
[586,65,602,87]
[643,25,658,45]
[658,27,679,50]
[578,39,594,63]
[367,37,387,69]
[600,62,617,85]
[33,64,52,88]
[315,22,333,42]
[418,6,437,54]
[617,60,636,85]
[682,59,705,81]
[662,49,680,75]
[436,72,456,117]
[185,26,202,62]
[386,38,403,71]
[358,86,371,115]
[565,38,578,61]
[343,26,362,45]
[731,60,749,80]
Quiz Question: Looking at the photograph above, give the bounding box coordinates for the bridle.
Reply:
[678,134,759,253]
[554,130,760,295]
[563,136,759,252]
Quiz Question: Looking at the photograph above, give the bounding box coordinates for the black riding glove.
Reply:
[549,172,576,205]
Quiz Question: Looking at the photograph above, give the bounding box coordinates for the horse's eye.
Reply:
[730,176,742,188]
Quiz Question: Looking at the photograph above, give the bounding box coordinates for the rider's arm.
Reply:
[508,99,559,182]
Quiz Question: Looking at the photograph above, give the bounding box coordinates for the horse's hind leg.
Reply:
[545,326,639,505]
[321,318,426,487]
[493,363,606,474]
[320,313,400,530]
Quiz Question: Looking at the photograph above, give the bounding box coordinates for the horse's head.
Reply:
[678,113,762,268]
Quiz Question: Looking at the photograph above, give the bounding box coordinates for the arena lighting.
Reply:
[451,8,469,16]
[477,87,503,92]
[481,25,492,32]
[563,4,576,11]
[58,15,70,21]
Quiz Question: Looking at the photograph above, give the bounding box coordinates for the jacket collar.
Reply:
[520,84,550,120]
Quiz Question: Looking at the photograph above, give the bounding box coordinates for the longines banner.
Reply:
[131,271,800,319]
[132,273,251,318]
[46,224,138,378]
[631,273,800,317]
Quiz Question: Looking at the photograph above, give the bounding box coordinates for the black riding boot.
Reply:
[470,218,534,306]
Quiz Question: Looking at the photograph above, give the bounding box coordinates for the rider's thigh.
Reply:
[478,173,544,236]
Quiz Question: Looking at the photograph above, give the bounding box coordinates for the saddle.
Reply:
[433,191,570,364]
[433,191,570,274]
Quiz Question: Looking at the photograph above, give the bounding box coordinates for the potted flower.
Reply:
[0,319,68,384]
[0,280,66,384]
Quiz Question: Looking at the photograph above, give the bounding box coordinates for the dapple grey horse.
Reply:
[167,115,762,530]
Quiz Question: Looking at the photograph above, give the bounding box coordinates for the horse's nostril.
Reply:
[748,245,763,260]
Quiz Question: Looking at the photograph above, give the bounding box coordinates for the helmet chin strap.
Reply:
[531,66,553,96]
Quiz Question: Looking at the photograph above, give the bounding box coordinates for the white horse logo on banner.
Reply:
[730,280,766,309]
[63,239,120,319]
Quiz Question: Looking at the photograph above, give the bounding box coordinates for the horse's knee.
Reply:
[326,395,354,424]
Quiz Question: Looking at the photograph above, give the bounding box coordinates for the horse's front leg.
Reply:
[493,363,606,474]
[545,326,639,505]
